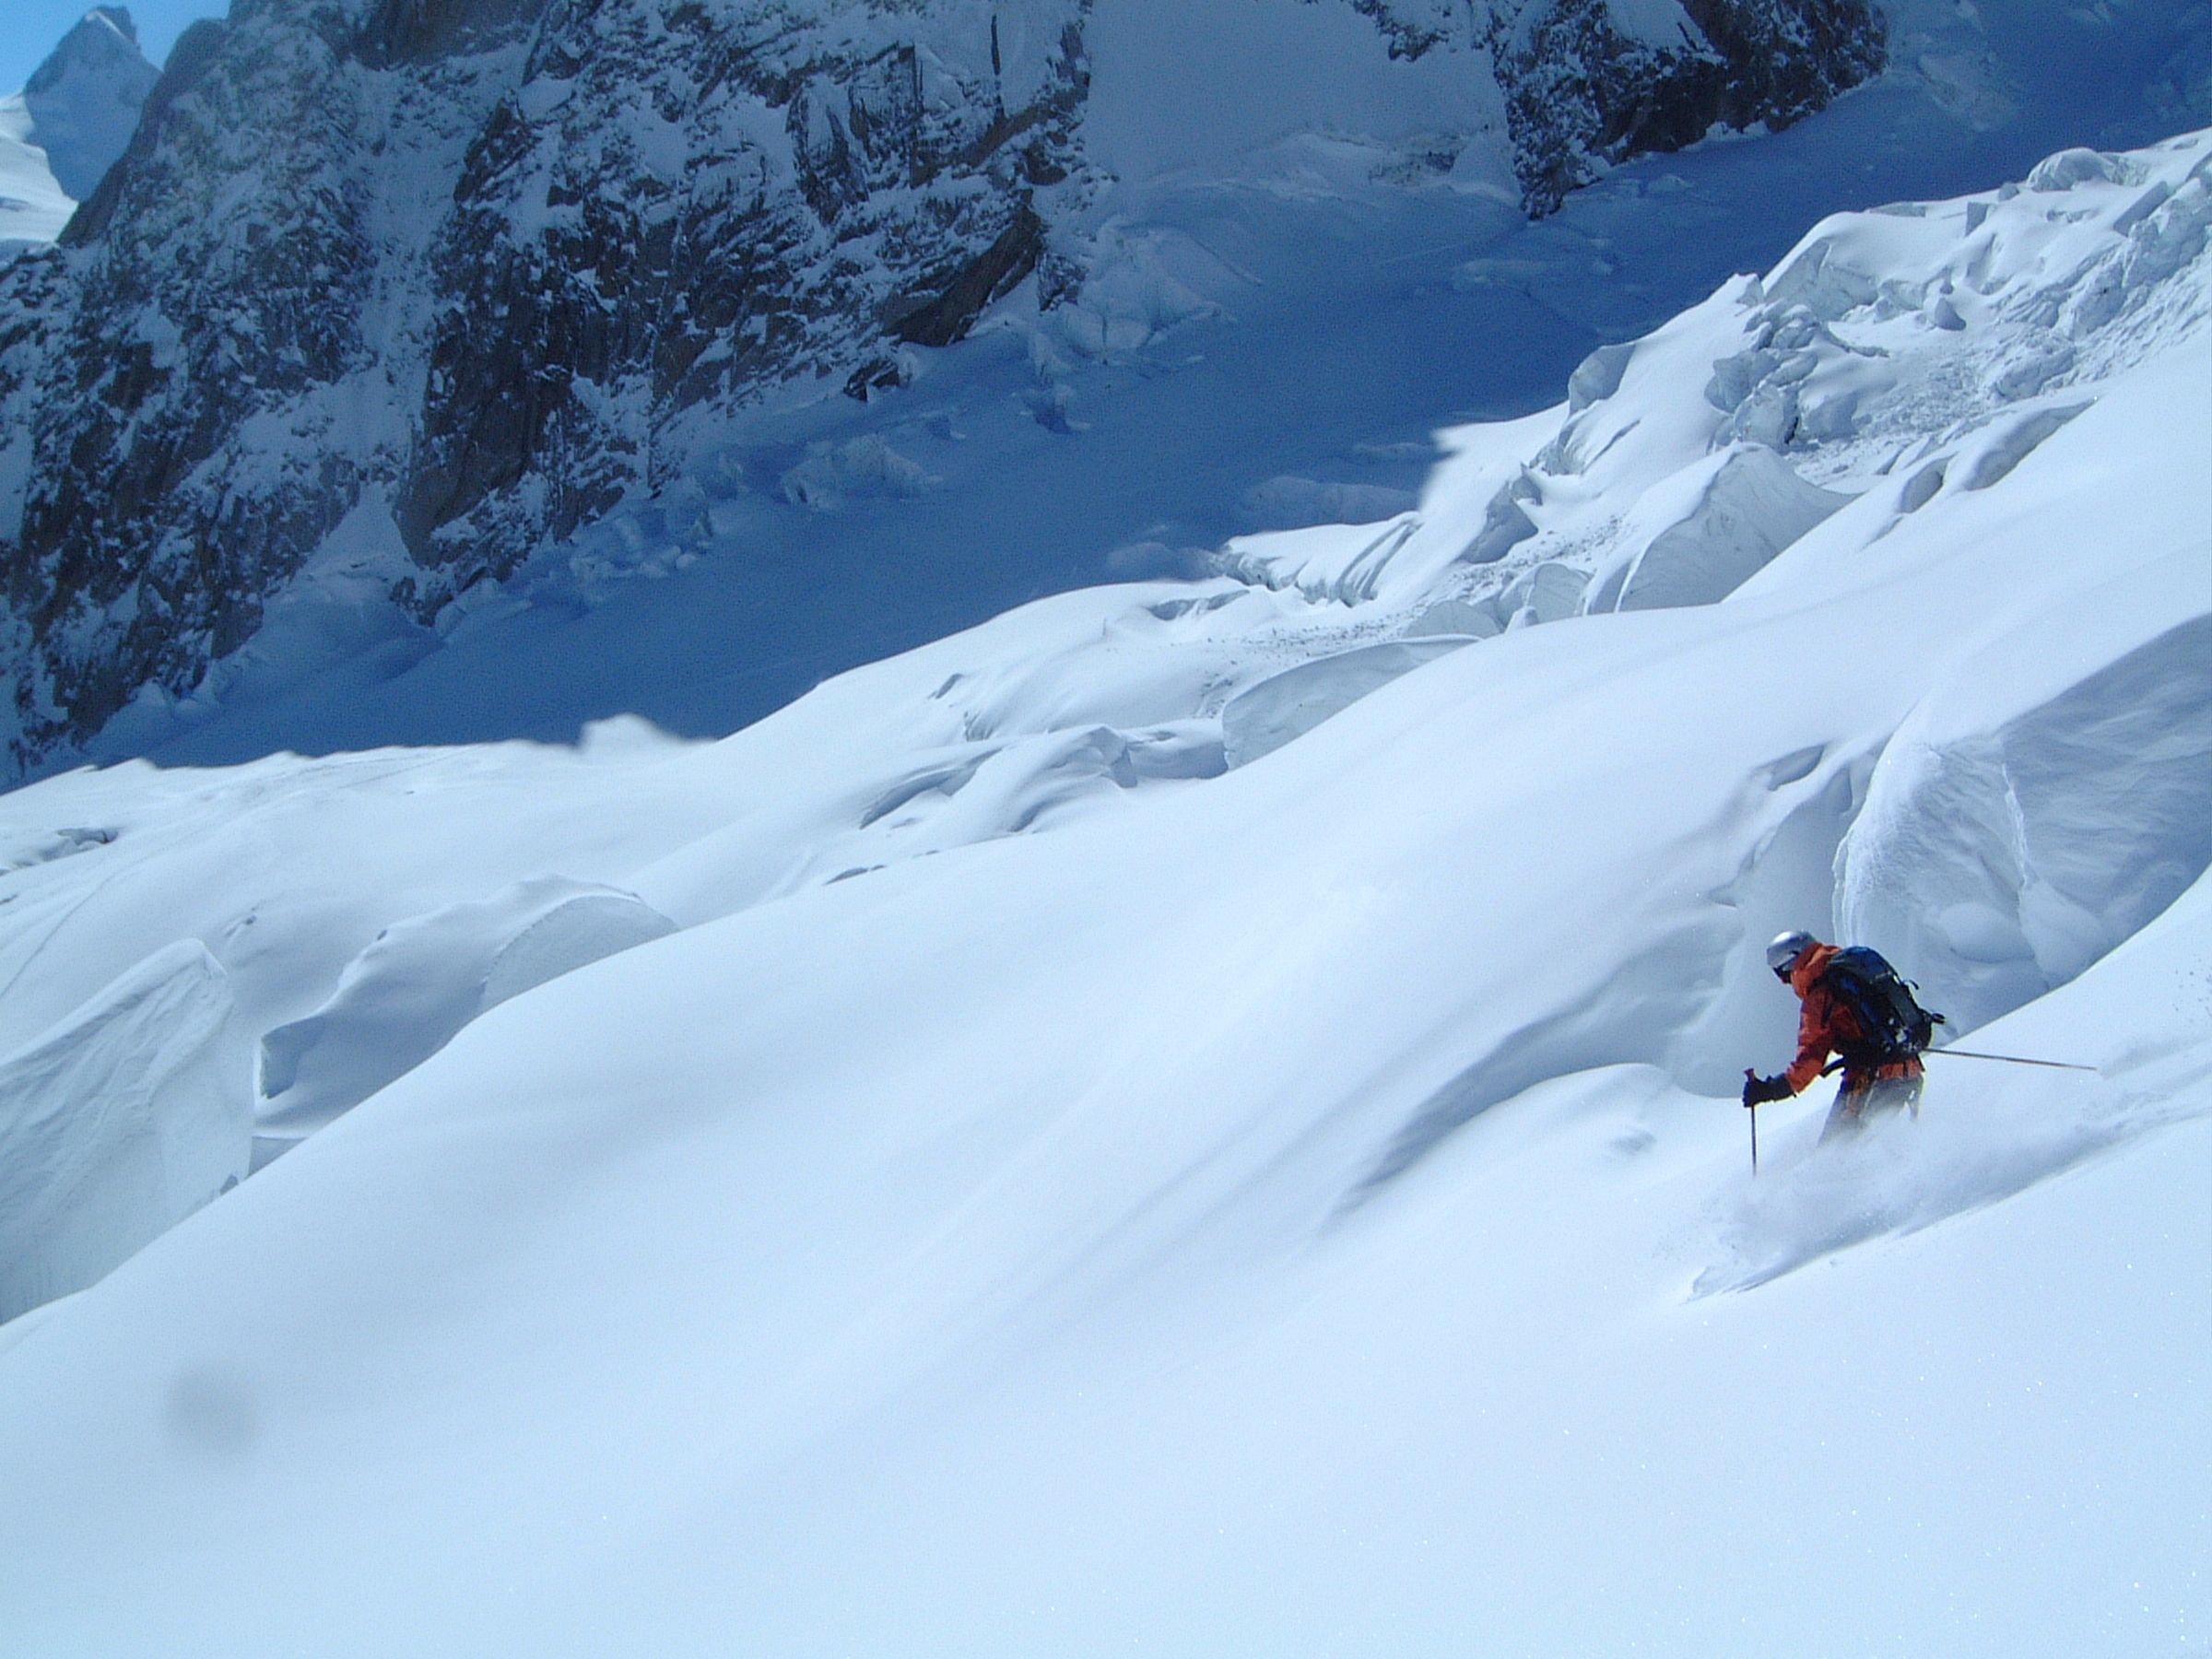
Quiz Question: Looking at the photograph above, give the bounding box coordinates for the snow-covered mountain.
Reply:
[0,0,1905,774]
[0,112,2206,1653]
[0,7,159,252]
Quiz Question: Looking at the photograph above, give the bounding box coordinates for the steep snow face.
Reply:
[0,7,158,252]
[0,940,245,1324]
[0,139,2204,1656]
[0,127,2203,1286]
[1837,609,2212,1033]
[0,131,76,255]
[0,0,1888,775]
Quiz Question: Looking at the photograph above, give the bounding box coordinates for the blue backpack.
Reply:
[1819,947,1942,1063]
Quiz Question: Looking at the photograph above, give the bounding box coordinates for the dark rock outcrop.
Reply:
[1490,0,1887,215]
[1,1,1093,764]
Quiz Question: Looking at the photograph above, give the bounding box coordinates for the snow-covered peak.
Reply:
[16,7,159,201]
[0,6,158,250]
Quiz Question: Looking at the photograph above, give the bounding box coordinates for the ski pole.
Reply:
[1927,1047,2100,1074]
[1819,1050,2099,1078]
[1740,1070,1763,1175]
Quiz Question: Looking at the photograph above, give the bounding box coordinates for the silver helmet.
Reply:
[1765,930,1818,977]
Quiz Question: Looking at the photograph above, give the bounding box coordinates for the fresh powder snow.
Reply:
[0,13,2206,1657]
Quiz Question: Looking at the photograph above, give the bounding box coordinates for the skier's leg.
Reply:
[1861,1074,1923,1127]
[1818,1083,1868,1144]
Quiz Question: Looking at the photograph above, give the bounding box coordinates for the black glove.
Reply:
[1742,1070,1792,1108]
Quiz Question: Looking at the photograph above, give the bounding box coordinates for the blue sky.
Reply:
[3,2,222,97]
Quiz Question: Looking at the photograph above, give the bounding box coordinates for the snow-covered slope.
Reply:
[0,7,158,251]
[0,940,243,1324]
[0,129,76,255]
[0,129,2205,1654]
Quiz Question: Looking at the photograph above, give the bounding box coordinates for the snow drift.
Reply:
[257,877,677,1135]
[1840,611,2212,1033]
[0,940,245,1323]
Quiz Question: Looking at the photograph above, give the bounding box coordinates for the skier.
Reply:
[1742,930,1929,1143]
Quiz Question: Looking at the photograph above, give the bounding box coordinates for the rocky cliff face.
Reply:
[1490,0,1887,213]
[1307,0,1884,216]
[0,0,1882,775]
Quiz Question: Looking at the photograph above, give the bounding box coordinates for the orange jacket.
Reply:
[1783,943,1925,1095]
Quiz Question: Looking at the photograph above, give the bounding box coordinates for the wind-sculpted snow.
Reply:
[0,940,244,1323]
[1586,441,1849,610]
[1220,637,1473,768]
[258,877,677,1135]
[0,132,2206,1655]
[1837,608,2212,1035]
[0,125,2204,1224]
[1227,127,2212,627]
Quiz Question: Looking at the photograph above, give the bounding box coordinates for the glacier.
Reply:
[0,110,2205,1654]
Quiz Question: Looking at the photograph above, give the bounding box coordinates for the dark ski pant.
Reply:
[1818,1072,1924,1144]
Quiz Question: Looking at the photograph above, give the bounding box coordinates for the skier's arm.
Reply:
[1781,990,1844,1094]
